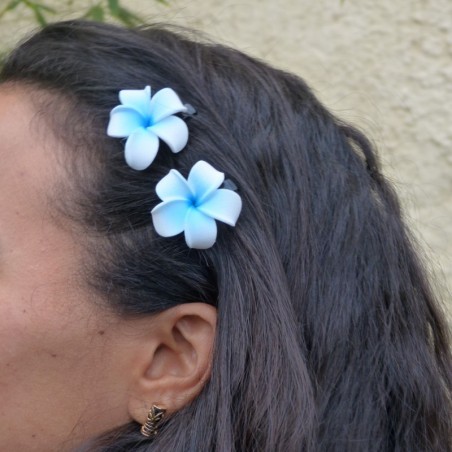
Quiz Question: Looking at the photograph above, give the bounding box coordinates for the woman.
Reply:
[0,20,450,451]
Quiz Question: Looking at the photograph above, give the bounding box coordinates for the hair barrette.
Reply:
[151,161,242,249]
[107,87,242,249]
[107,86,191,170]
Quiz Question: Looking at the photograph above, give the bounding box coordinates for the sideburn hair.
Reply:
[1,20,451,452]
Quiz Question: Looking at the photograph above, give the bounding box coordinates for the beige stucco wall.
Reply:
[1,0,451,314]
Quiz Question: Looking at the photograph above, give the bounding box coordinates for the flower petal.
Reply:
[119,86,152,119]
[107,106,145,137]
[124,128,159,170]
[187,161,225,203]
[184,208,218,249]
[197,189,242,226]
[148,116,189,153]
[149,88,188,124]
[151,199,190,237]
[155,169,193,202]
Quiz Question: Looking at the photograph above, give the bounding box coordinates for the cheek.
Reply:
[0,282,93,398]
[0,279,116,448]
[0,276,80,359]
[0,220,97,373]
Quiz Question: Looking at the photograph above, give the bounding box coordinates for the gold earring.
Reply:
[140,404,167,437]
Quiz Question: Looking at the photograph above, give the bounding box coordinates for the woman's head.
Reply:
[0,20,450,451]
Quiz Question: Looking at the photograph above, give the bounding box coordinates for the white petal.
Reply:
[197,189,242,226]
[149,88,188,124]
[184,208,218,249]
[119,86,152,118]
[156,169,193,202]
[107,106,145,137]
[148,116,189,153]
[187,161,225,203]
[124,128,159,170]
[151,199,190,237]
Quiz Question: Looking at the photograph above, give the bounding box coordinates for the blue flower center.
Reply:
[188,196,200,208]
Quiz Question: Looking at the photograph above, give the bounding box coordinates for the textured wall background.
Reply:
[1,0,451,315]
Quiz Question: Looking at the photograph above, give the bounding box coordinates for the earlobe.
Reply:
[127,303,217,425]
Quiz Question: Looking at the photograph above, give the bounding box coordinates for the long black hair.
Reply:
[1,20,450,451]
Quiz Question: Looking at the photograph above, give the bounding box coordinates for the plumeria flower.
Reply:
[107,86,189,170]
[151,161,242,249]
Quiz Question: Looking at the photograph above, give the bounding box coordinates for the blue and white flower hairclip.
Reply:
[107,86,242,249]
[151,161,242,249]
[107,86,190,170]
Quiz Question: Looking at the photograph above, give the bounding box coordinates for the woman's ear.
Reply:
[127,302,217,425]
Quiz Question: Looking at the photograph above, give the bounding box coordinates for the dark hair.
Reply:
[1,20,451,451]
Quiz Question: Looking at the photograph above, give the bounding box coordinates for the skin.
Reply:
[0,87,216,450]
